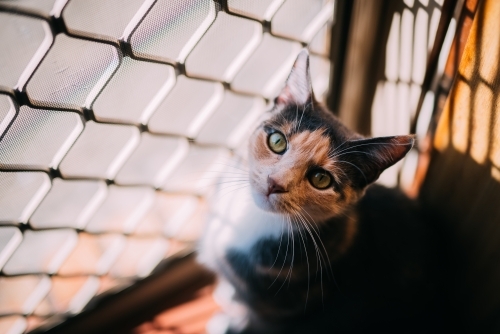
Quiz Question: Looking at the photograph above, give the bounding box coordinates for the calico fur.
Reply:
[198,50,446,334]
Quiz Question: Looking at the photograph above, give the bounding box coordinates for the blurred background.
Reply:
[0,0,499,333]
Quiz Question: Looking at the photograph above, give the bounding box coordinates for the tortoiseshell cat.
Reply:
[199,50,445,334]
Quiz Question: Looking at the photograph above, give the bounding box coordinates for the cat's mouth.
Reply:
[250,181,288,213]
[266,189,288,197]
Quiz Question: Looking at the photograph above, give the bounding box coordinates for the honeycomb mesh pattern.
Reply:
[0,106,83,170]
[26,34,120,110]
[92,57,176,124]
[63,0,146,42]
[129,0,217,63]
[0,13,52,90]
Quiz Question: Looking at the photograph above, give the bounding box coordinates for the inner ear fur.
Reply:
[275,49,314,106]
[336,135,415,188]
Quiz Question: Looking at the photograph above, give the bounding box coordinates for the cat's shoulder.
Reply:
[351,184,441,277]
[359,184,418,210]
[356,184,427,229]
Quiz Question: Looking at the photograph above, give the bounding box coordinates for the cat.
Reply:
[198,49,446,334]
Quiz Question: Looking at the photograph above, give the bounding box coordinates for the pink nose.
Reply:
[267,176,286,195]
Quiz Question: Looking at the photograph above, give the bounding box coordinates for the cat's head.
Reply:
[248,49,414,221]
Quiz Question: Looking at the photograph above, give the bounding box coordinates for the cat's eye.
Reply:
[308,169,332,189]
[268,132,287,154]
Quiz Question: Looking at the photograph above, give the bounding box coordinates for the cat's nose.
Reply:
[267,176,286,195]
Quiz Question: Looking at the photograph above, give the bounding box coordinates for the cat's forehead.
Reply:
[287,130,332,165]
[265,102,357,142]
[267,104,318,130]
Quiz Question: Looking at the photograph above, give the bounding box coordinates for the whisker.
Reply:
[293,214,310,311]
[269,216,285,271]
[214,181,250,191]
[210,162,249,173]
[329,150,375,160]
[329,140,350,156]
[271,215,292,292]
[329,141,414,159]
[197,176,249,183]
[287,215,296,288]
[294,104,299,133]
[276,215,295,294]
[196,179,249,191]
[333,160,368,184]
[298,213,325,308]
[299,210,335,283]
[206,178,249,184]
[205,170,248,175]
[296,103,306,131]
[216,184,250,199]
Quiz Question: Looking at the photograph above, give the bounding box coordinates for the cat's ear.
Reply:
[339,135,415,188]
[276,49,313,106]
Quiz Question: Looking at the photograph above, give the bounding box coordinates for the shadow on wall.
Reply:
[420,0,500,331]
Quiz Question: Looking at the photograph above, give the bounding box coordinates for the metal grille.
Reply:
[0,0,334,332]
[370,0,447,188]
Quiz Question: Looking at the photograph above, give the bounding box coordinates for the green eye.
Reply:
[308,169,332,189]
[268,132,287,154]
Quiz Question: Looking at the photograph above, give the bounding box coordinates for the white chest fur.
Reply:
[198,182,285,271]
